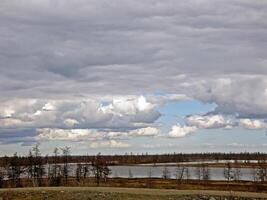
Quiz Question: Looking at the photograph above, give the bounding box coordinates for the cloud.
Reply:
[168,124,197,138]
[189,76,267,118]
[0,0,266,100]
[37,126,161,141]
[0,0,267,149]
[239,119,267,130]
[128,127,161,137]
[0,96,160,130]
[185,114,234,129]
[37,128,98,141]
[89,140,130,149]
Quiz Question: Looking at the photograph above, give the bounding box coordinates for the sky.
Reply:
[0,0,267,156]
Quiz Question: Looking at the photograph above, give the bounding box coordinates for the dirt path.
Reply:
[1,187,267,199]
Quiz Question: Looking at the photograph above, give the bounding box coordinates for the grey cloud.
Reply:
[188,75,267,118]
[1,0,267,99]
[0,97,160,129]
[1,0,267,144]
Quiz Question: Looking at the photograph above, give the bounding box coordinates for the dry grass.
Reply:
[1,187,267,200]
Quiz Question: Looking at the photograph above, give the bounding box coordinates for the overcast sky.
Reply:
[1,0,267,155]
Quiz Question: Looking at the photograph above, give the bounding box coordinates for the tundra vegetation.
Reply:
[0,147,267,192]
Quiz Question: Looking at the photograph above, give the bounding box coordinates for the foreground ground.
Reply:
[1,187,267,200]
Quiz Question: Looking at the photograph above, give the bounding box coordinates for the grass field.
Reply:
[1,187,267,200]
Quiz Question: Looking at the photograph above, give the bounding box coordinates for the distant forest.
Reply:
[1,145,267,190]
[1,149,267,166]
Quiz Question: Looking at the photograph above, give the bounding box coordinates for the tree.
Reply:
[162,166,170,179]
[0,169,4,188]
[195,164,210,182]
[27,144,45,187]
[91,153,111,186]
[83,164,90,179]
[49,148,61,186]
[175,165,187,183]
[223,162,234,182]
[233,167,242,182]
[128,168,133,178]
[201,164,210,182]
[61,146,71,185]
[147,168,153,188]
[76,163,90,184]
[7,152,23,187]
[76,163,82,183]
[252,166,267,183]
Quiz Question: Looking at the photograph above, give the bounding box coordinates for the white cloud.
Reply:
[63,118,79,127]
[0,96,160,130]
[168,124,197,138]
[190,76,267,118]
[129,127,160,137]
[185,114,233,129]
[37,128,99,141]
[37,126,161,141]
[239,119,267,130]
[89,140,130,149]
[100,96,154,116]
[42,102,55,111]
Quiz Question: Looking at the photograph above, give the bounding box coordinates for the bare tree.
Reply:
[175,164,187,183]
[251,166,267,183]
[61,146,71,185]
[83,164,90,179]
[128,168,133,178]
[7,152,23,187]
[224,162,234,182]
[49,148,61,186]
[147,168,153,188]
[162,166,170,179]
[201,164,210,182]
[195,166,201,181]
[258,166,267,183]
[195,164,210,182]
[0,169,4,188]
[91,153,111,186]
[76,163,82,183]
[233,168,242,182]
[28,144,45,187]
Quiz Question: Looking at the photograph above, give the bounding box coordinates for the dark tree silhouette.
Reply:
[27,144,45,187]
[49,148,61,186]
[61,146,71,185]
[7,152,23,187]
[91,153,111,186]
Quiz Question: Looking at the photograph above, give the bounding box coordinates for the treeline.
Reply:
[162,162,267,183]
[0,144,110,188]
[1,152,267,167]
[1,145,267,190]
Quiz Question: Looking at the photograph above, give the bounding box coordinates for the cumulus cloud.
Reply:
[168,124,197,138]
[89,140,130,149]
[128,127,161,137]
[37,126,161,141]
[37,128,98,141]
[0,96,160,130]
[189,76,267,118]
[185,114,234,129]
[239,119,267,130]
[1,0,267,149]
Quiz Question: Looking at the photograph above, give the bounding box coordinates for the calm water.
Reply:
[60,163,255,181]
[109,165,253,181]
[2,163,257,181]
